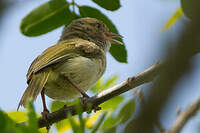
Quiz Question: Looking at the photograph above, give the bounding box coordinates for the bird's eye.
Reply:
[95,23,101,29]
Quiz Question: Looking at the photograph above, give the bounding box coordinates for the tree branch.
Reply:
[36,61,164,128]
[166,97,200,133]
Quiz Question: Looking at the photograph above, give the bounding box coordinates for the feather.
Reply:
[17,68,50,110]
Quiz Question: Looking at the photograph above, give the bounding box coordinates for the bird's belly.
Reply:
[44,56,105,100]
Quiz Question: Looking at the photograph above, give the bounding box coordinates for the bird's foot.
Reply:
[79,96,101,113]
[62,105,68,110]
[41,109,51,132]
[79,96,89,105]
[93,106,101,112]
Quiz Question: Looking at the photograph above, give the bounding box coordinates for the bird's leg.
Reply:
[41,88,51,132]
[65,76,90,99]
[64,75,101,112]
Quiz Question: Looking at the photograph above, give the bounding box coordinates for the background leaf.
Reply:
[91,75,118,93]
[55,119,71,133]
[21,0,74,36]
[90,80,102,93]
[86,111,102,129]
[51,101,66,112]
[68,113,79,133]
[101,96,124,110]
[51,100,78,112]
[26,101,39,133]
[103,126,117,133]
[117,98,135,123]
[92,0,121,11]
[91,112,107,133]
[8,112,27,123]
[181,0,200,20]
[0,111,11,133]
[101,115,118,130]
[79,6,127,63]
[162,8,183,30]
[103,75,118,90]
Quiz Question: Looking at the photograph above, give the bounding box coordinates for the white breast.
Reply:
[58,56,105,90]
[45,56,105,100]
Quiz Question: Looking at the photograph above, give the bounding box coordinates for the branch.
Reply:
[166,97,200,133]
[36,61,164,128]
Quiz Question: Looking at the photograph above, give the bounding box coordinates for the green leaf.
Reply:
[77,102,85,133]
[101,115,118,130]
[78,114,85,133]
[26,101,39,133]
[0,110,10,132]
[51,101,66,112]
[91,112,107,133]
[0,111,22,133]
[92,0,121,11]
[55,119,72,133]
[90,80,103,93]
[21,0,75,36]
[101,96,124,110]
[103,75,118,90]
[68,113,79,133]
[79,6,127,63]
[103,126,117,133]
[91,75,118,93]
[181,0,200,20]
[162,8,183,30]
[0,109,40,133]
[51,100,78,112]
[117,99,135,123]
[8,112,27,123]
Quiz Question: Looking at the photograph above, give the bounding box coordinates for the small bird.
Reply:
[17,17,123,116]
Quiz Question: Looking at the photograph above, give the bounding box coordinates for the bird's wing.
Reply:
[26,38,104,82]
[17,68,51,109]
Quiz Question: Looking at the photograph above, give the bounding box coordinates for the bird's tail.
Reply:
[17,70,50,111]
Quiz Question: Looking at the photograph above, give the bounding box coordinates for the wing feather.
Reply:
[26,38,104,82]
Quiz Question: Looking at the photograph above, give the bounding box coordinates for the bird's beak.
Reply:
[104,32,123,45]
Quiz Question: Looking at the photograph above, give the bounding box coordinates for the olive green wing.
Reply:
[17,68,51,109]
[18,39,103,109]
[26,38,104,82]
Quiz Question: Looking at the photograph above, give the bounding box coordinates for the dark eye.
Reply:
[95,23,101,29]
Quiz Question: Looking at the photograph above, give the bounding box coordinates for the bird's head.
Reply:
[60,17,123,52]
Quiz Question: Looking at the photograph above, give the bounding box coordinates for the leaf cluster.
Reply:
[50,75,136,133]
[3,76,136,133]
[163,0,200,30]
[0,101,41,133]
[20,0,127,63]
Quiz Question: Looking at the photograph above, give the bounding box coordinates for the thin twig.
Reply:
[166,98,200,133]
[71,0,75,15]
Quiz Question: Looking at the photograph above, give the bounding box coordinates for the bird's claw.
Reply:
[79,96,89,105]
[41,109,51,132]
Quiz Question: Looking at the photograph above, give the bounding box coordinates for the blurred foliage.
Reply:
[49,75,135,133]
[3,0,197,133]
[0,101,42,133]
[92,0,121,11]
[20,0,127,63]
[162,8,183,30]
[4,76,135,133]
[181,0,200,20]
[163,0,200,30]
[20,0,74,37]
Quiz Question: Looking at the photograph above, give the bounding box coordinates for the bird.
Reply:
[17,17,123,117]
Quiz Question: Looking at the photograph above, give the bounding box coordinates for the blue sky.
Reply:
[0,0,200,132]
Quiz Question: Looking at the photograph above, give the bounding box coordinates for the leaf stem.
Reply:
[72,0,75,14]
